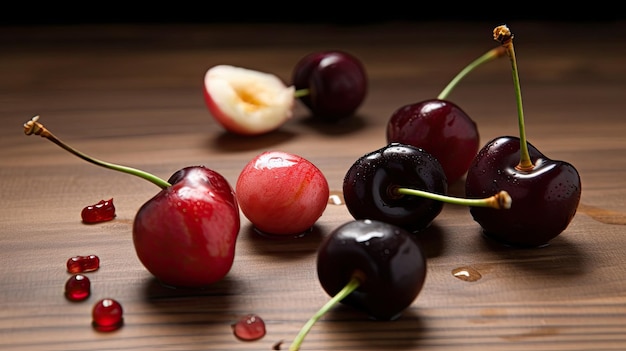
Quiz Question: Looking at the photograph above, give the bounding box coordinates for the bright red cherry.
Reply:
[292,50,367,121]
[24,117,241,289]
[133,166,240,288]
[236,151,329,236]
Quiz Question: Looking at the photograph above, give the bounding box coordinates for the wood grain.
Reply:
[1,21,626,351]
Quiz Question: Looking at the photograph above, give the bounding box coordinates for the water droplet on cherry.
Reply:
[232,314,266,341]
[66,254,100,273]
[92,298,124,332]
[64,274,91,301]
[452,266,482,282]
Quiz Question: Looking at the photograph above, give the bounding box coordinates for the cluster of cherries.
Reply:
[24,25,582,350]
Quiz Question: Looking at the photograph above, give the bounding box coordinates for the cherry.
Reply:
[386,46,506,184]
[81,198,116,223]
[343,143,510,233]
[231,314,266,341]
[236,150,329,236]
[92,298,124,332]
[288,219,426,350]
[66,254,100,273]
[465,25,581,247]
[23,117,240,288]
[64,274,91,301]
[292,50,367,121]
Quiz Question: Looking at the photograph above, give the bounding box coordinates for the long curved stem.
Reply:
[23,116,171,189]
[494,25,533,171]
[288,276,361,351]
[437,46,506,100]
[395,187,511,209]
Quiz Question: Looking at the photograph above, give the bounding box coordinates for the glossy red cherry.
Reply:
[292,50,367,121]
[387,99,479,184]
[343,143,448,233]
[133,166,240,288]
[386,46,505,184]
[24,117,241,288]
[465,25,581,247]
[236,151,329,236]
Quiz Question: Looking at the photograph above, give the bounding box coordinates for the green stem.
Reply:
[294,88,310,98]
[494,25,533,171]
[395,187,511,209]
[437,46,506,100]
[23,116,171,189]
[288,275,361,351]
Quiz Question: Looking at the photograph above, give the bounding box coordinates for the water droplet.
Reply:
[452,266,482,282]
[232,314,266,341]
[328,190,345,205]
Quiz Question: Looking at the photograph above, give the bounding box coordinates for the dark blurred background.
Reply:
[1,4,624,26]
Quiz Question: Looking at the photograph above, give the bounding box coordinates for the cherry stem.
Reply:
[493,25,533,171]
[437,46,506,100]
[294,88,310,98]
[395,187,512,210]
[288,275,361,351]
[23,116,171,189]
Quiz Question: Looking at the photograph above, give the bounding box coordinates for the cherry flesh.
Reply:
[236,151,329,236]
[317,219,427,321]
[66,254,100,273]
[465,136,581,247]
[64,274,91,301]
[92,298,124,332]
[232,314,266,341]
[133,166,240,288]
[386,99,479,184]
[292,50,367,121]
[343,143,447,233]
[81,198,116,223]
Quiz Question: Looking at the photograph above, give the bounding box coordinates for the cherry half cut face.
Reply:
[465,136,582,247]
[343,143,448,233]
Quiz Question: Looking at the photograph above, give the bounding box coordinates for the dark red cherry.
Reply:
[386,99,479,184]
[343,143,447,233]
[316,219,427,321]
[465,136,582,247]
[292,50,367,121]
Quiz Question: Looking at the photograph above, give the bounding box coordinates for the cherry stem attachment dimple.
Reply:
[395,187,512,210]
[437,46,506,100]
[493,25,533,171]
[288,275,361,351]
[23,116,171,189]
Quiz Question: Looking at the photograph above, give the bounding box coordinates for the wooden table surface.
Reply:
[1,20,626,351]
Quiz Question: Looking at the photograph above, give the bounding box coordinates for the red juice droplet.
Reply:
[65,274,91,301]
[81,198,116,224]
[92,298,124,332]
[232,314,266,341]
[66,255,100,273]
